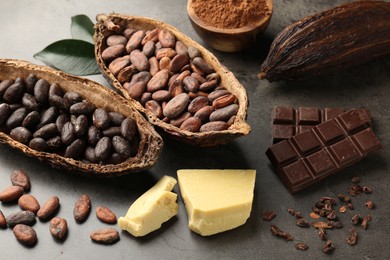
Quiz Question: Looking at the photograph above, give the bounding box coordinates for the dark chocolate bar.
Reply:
[266,109,381,193]
[272,106,371,143]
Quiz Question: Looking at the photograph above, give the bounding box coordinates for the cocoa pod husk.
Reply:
[259,1,390,82]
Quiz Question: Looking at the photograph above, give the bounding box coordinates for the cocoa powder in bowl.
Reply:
[190,0,270,29]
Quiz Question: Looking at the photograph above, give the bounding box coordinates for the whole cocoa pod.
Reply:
[259,1,390,82]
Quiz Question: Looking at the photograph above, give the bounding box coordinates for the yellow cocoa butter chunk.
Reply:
[118,175,178,237]
[177,169,256,236]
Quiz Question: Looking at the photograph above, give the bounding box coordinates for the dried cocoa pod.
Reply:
[0,59,162,176]
[259,1,390,82]
[94,14,250,146]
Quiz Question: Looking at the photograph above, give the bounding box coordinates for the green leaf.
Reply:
[33,39,100,76]
[71,14,94,43]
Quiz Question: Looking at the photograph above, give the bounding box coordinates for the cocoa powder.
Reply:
[191,0,269,29]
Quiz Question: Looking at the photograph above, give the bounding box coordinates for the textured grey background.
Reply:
[0,0,389,259]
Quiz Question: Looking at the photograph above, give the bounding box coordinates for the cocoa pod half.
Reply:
[259,1,390,82]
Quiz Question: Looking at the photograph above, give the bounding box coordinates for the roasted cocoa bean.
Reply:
[93,108,110,130]
[70,101,95,115]
[95,137,112,161]
[112,136,131,158]
[37,196,60,220]
[22,93,39,111]
[6,107,28,129]
[34,79,50,104]
[47,136,62,149]
[3,82,24,103]
[11,169,31,191]
[13,224,37,246]
[38,107,58,128]
[10,127,32,144]
[18,194,40,214]
[109,112,125,126]
[63,91,82,105]
[49,82,64,97]
[25,74,37,94]
[74,115,88,137]
[88,125,102,146]
[61,122,76,145]
[49,217,68,240]
[96,206,117,224]
[84,146,99,163]
[56,114,69,132]
[102,44,125,62]
[0,103,11,126]
[73,194,91,223]
[64,139,85,158]
[0,79,14,98]
[163,93,190,119]
[24,113,41,133]
[6,210,36,227]
[206,73,221,84]
[0,185,24,202]
[29,137,49,151]
[90,228,120,244]
[49,95,67,111]
[102,126,121,137]
[33,123,58,139]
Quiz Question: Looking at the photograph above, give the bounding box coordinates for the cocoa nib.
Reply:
[270,225,293,241]
[318,228,327,241]
[296,218,310,228]
[365,200,375,209]
[295,242,309,251]
[262,210,276,222]
[287,208,303,219]
[346,228,358,246]
[351,214,362,225]
[322,240,335,254]
[361,215,372,230]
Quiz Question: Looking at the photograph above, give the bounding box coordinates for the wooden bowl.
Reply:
[187,0,273,52]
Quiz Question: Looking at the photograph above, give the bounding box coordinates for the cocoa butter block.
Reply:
[271,106,371,143]
[266,109,381,194]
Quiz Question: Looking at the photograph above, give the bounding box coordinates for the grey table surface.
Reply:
[0,0,389,259]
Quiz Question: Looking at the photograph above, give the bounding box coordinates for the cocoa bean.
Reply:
[112,136,131,158]
[33,123,58,139]
[0,186,24,202]
[188,96,209,114]
[180,117,202,132]
[141,28,160,45]
[0,79,14,98]
[117,65,137,83]
[49,95,67,111]
[49,217,68,240]
[145,100,163,118]
[159,57,171,71]
[129,71,152,88]
[22,111,40,129]
[183,76,199,92]
[18,194,40,214]
[175,41,188,55]
[169,112,191,127]
[93,108,110,130]
[152,90,171,102]
[149,56,159,76]
[188,46,201,59]
[102,44,125,62]
[208,89,229,102]
[130,50,150,71]
[96,206,117,224]
[29,137,49,151]
[11,169,31,191]
[49,82,63,97]
[123,28,136,39]
[56,114,69,132]
[107,35,127,46]
[90,228,120,244]
[3,82,24,103]
[84,146,99,163]
[64,139,85,159]
[74,115,88,137]
[192,57,214,75]
[73,194,91,223]
[200,121,229,132]
[6,211,36,227]
[156,48,177,59]
[212,94,237,109]
[37,196,60,220]
[199,79,217,92]
[102,126,121,137]
[61,122,76,145]
[0,210,6,228]
[127,82,146,101]
[163,93,190,119]
[191,72,207,83]
[126,30,145,53]
[95,137,112,161]
[47,136,62,149]
[10,127,32,144]
[63,91,82,105]
[22,93,39,111]
[147,69,169,92]
[159,29,176,48]
[194,106,214,123]
[25,74,37,94]
[120,118,137,141]
[0,103,11,126]
[70,101,95,115]
[108,55,131,76]
[13,224,37,246]
[38,107,58,128]
[188,91,209,99]
[109,112,125,126]
[169,80,184,97]
[6,107,28,129]
[170,54,190,73]
[210,104,239,122]
[143,40,156,57]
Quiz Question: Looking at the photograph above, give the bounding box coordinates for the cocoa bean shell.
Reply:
[0,59,163,176]
[94,14,250,146]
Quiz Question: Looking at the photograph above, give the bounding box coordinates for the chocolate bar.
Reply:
[271,106,371,143]
[266,109,381,193]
